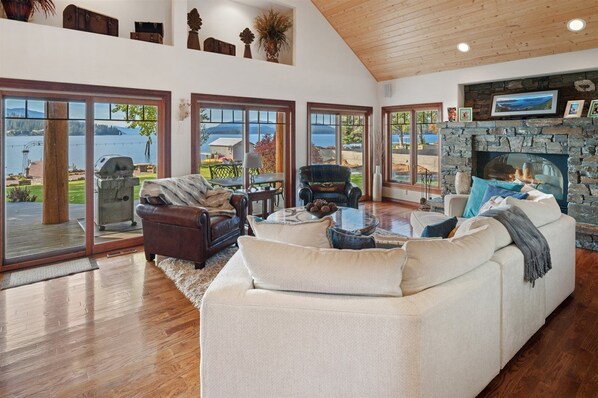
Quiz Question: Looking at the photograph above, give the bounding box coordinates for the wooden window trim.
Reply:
[382,102,442,192]
[307,102,373,200]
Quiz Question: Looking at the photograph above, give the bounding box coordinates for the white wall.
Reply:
[378,48,598,203]
[0,0,377,181]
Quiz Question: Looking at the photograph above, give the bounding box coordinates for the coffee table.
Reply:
[267,206,379,235]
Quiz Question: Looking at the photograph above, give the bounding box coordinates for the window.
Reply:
[307,103,372,194]
[191,94,295,209]
[383,103,441,189]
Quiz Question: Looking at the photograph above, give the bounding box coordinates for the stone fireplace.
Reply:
[439,117,598,251]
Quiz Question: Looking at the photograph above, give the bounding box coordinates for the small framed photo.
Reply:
[564,100,585,118]
[447,107,457,122]
[458,107,473,122]
[588,99,598,117]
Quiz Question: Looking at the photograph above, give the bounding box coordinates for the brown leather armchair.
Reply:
[136,193,247,269]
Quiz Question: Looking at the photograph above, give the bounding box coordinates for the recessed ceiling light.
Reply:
[567,18,586,32]
[457,42,470,52]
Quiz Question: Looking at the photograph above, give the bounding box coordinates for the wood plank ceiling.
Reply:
[311,0,598,81]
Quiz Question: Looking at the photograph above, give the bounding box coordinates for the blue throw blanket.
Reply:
[481,205,552,287]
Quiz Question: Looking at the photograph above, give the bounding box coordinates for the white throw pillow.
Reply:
[238,236,407,297]
[247,215,333,248]
[401,225,495,296]
[504,194,561,228]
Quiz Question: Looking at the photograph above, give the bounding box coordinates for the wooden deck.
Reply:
[5,203,142,259]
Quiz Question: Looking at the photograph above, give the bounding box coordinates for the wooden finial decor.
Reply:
[187,8,202,50]
[239,27,255,59]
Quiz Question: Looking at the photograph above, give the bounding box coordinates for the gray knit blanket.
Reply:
[139,174,236,216]
[480,205,552,287]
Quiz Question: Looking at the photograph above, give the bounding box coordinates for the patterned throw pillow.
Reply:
[310,182,345,192]
[327,227,375,250]
[480,185,529,205]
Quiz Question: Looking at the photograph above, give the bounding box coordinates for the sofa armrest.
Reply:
[136,203,209,228]
[201,254,501,398]
[444,194,469,217]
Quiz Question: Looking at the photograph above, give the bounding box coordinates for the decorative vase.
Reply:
[1,0,33,21]
[373,165,382,202]
[455,171,471,194]
[265,39,278,63]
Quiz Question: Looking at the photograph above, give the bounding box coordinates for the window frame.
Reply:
[382,102,442,193]
[307,102,372,199]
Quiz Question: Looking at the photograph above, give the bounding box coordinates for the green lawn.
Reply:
[14,174,157,205]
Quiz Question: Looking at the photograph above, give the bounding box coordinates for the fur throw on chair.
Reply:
[139,174,236,216]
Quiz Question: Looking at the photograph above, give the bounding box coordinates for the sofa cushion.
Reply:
[421,216,458,238]
[238,236,406,296]
[463,177,523,218]
[401,225,495,296]
[456,216,512,251]
[373,234,442,249]
[247,215,333,248]
[327,227,376,250]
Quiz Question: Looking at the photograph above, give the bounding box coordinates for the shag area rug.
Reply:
[156,228,401,309]
[1,257,99,290]
[156,246,238,309]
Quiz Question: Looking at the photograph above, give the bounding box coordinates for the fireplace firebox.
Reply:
[476,152,568,213]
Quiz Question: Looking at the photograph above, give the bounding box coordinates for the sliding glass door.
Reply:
[3,97,87,262]
[308,103,372,196]
[192,94,295,209]
[0,79,170,271]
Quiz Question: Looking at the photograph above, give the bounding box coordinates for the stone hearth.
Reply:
[439,117,598,251]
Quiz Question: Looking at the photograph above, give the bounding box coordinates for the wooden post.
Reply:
[275,113,284,173]
[43,102,69,224]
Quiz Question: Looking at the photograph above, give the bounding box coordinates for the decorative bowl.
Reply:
[305,208,338,218]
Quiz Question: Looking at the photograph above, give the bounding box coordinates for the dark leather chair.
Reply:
[298,164,362,209]
[136,193,247,269]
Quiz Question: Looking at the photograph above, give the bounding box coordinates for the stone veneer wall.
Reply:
[439,117,598,251]
[464,70,598,120]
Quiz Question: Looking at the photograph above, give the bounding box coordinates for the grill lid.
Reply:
[95,155,135,179]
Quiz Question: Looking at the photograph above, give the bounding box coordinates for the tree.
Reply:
[341,116,363,145]
[200,109,210,146]
[254,134,276,172]
[111,104,156,161]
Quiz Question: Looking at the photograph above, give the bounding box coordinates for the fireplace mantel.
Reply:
[439,117,598,251]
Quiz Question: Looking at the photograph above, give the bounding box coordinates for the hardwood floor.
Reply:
[0,201,596,397]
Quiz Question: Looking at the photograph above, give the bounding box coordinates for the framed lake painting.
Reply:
[490,90,558,117]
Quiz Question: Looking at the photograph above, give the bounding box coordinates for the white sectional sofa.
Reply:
[200,191,575,398]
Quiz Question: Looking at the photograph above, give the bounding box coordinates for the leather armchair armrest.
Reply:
[230,192,248,216]
[136,203,209,228]
[298,184,313,205]
[345,183,362,205]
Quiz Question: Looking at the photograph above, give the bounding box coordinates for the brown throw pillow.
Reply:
[310,182,345,192]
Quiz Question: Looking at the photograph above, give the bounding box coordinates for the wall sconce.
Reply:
[179,99,191,121]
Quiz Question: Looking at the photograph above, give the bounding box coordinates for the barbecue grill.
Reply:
[94,155,140,231]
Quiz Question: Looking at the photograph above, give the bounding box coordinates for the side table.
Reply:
[236,188,277,218]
